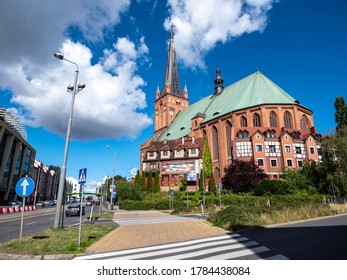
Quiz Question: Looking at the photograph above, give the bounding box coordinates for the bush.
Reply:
[254,179,295,196]
[120,193,184,210]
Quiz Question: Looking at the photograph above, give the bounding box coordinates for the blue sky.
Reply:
[1,0,346,190]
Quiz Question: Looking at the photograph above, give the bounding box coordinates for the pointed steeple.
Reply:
[161,25,184,98]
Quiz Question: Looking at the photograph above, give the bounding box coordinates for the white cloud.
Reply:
[165,0,276,69]
[0,0,152,141]
[3,39,152,140]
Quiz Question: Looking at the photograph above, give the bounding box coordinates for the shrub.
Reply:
[254,179,295,196]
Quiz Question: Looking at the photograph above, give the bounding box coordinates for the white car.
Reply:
[36,201,45,207]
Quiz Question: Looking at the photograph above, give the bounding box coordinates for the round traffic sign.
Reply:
[16,177,35,198]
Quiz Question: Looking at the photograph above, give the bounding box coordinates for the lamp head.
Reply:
[78,82,86,90]
[67,84,74,92]
[54,53,64,60]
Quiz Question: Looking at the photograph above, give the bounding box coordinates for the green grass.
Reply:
[0,224,117,256]
[208,202,347,231]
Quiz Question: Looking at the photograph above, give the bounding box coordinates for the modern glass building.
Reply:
[0,107,36,203]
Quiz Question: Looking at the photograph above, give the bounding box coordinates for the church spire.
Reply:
[161,25,184,98]
[214,68,224,95]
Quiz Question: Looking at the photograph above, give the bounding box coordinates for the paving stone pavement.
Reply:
[85,210,229,253]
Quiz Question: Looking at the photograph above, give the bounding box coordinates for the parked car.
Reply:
[36,201,45,207]
[44,200,54,207]
[66,204,85,217]
[9,201,22,207]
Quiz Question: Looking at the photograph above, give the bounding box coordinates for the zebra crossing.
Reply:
[74,233,288,260]
[113,215,202,225]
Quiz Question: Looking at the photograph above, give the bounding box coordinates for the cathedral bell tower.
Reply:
[154,26,189,133]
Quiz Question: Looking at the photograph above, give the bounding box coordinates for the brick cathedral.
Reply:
[140,29,322,191]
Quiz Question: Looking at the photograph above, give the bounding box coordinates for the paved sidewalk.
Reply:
[85,210,229,253]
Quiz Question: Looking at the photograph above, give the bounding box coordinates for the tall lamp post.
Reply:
[53,52,86,229]
[106,145,116,209]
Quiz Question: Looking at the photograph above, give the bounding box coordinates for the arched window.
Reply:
[240,116,247,127]
[253,113,261,127]
[214,168,220,180]
[226,121,232,158]
[270,111,277,127]
[284,111,292,129]
[300,115,310,130]
[212,126,219,161]
[243,131,249,138]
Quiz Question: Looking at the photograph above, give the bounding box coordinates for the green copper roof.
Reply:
[158,71,308,141]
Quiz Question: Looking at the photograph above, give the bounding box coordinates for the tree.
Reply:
[209,175,216,193]
[318,126,347,196]
[203,137,212,178]
[153,170,161,193]
[334,97,347,131]
[146,172,153,192]
[134,170,141,187]
[222,160,269,193]
[141,171,146,191]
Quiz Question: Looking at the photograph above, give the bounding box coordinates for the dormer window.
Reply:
[175,149,184,158]
[161,150,170,158]
[188,148,198,157]
[148,151,157,159]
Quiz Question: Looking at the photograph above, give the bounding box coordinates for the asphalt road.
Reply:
[0,204,103,243]
[239,214,347,260]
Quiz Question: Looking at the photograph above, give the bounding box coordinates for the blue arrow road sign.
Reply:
[16,177,35,198]
[78,168,87,184]
[112,193,117,199]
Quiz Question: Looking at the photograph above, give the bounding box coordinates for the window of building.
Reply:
[226,121,232,158]
[175,149,184,157]
[269,145,276,153]
[163,150,168,156]
[214,168,220,179]
[287,159,293,167]
[295,147,302,154]
[270,159,277,167]
[285,145,291,153]
[300,115,310,130]
[310,147,315,154]
[240,116,247,127]
[297,160,303,168]
[284,111,292,129]
[253,113,261,127]
[243,131,249,138]
[270,111,277,127]
[212,126,219,161]
[256,144,263,152]
[257,158,264,166]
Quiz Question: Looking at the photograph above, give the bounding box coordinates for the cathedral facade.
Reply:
[140,30,322,191]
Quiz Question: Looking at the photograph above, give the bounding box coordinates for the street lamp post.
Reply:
[106,146,116,209]
[53,52,85,229]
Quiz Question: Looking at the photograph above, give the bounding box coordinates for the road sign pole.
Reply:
[15,176,35,244]
[78,184,84,248]
[19,197,26,244]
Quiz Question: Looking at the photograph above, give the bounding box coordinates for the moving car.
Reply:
[66,204,85,217]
